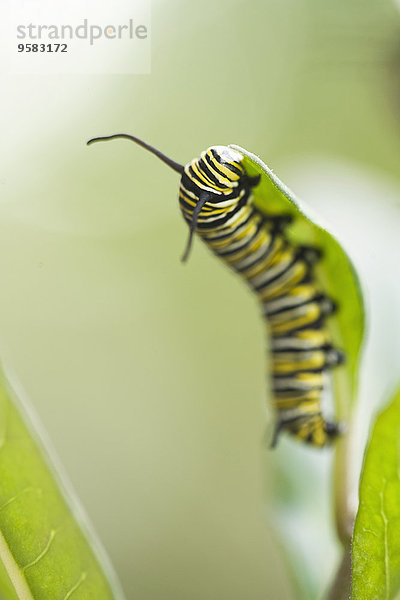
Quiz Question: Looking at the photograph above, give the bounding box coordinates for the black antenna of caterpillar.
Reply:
[87,133,184,174]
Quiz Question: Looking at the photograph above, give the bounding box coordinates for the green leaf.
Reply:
[0,365,124,600]
[351,387,400,600]
[230,145,364,422]
[231,146,365,554]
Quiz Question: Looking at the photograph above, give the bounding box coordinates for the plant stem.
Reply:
[333,418,357,545]
[329,414,358,599]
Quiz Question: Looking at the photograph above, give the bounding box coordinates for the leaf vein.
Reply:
[63,571,87,600]
[22,528,58,572]
[0,487,40,512]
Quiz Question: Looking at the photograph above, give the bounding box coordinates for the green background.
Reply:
[2,0,400,598]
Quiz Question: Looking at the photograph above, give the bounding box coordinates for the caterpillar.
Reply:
[87,134,344,447]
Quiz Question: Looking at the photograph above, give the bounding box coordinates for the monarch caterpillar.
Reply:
[87,134,344,447]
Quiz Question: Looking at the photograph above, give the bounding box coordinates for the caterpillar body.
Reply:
[87,134,344,447]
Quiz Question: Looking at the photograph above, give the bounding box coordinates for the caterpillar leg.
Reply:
[297,245,323,265]
[248,174,261,188]
[269,419,286,448]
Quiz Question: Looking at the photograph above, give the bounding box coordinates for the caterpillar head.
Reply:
[196,146,260,193]
[200,146,244,187]
[208,145,244,165]
[183,146,245,200]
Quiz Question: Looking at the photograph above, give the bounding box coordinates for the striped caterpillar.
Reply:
[87,134,344,447]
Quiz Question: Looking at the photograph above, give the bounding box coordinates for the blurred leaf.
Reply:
[231,145,364,422]
[351,387,400,600]
[0,365,124,600]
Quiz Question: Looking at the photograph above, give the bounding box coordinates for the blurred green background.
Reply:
[2,0,400,598]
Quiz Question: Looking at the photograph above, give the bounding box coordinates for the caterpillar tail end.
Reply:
[268,419,345,449]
